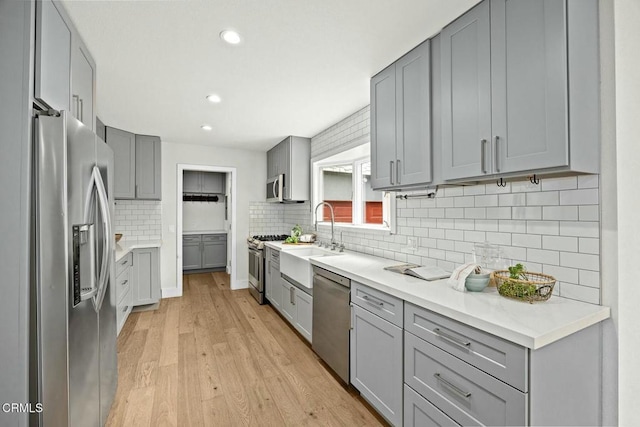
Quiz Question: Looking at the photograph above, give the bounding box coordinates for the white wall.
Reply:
[161,141,266,292]
[614,1,640,424]
[182,201,225,232]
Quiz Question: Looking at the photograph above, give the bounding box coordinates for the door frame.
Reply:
[176,164,237,295]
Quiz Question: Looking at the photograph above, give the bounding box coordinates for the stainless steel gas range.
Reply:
[247,235,288,304]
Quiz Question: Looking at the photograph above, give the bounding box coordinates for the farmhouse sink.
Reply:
[280,246,344,288]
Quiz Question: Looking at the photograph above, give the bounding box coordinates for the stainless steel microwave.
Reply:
[266,174,284,202]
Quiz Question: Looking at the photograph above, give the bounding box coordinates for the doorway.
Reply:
[176,164,237,296]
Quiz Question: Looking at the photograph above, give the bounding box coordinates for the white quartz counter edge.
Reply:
[115,239,162,262]
[298,250,611,350]
[183,230,227,235]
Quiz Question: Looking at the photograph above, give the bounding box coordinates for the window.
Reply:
[313,144,393,231]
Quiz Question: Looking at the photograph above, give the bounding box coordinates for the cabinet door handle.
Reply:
[121,260,128,266]
[350,303,354,330]
[79,98,84,123]
[433,327,471,349]
[480,139,487,173]
[290,286,294,305]
[389,161,395,185]
[362,294,384,307]
[396,159,401,185]
[122,306,129,313]
[72,95,80,118]
[135,184,139,197]
[434,373,471,399]
[494,136,500,172]
[121,280,128,286]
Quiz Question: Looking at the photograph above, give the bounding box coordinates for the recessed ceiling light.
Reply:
[220,30,241,45]
[206,94,222,103]
[201,125,212,131]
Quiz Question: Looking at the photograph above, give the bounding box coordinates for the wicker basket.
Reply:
[492,270,556,303]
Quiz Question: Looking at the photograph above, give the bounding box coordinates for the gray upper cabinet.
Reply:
[106,128,162,200]
[106,127,136,199]
[35,0,96,130]
[35,0,72,112]
[266,136,310,201]
[183,171,201,193]
[371,40,432,190]
[370,64,396,190]
[441,0,600,182]
[491,0,568,174]
[183,171,224,194]
[441,0,492,181]
[71,40,95,130]
[135,135,162,200]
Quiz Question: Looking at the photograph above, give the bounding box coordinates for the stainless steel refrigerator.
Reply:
[31,111,117,426]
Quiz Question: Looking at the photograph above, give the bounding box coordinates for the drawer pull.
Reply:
[121,260,128,266]
[433,327,471,349]
[434,373,472,399]
[122,306,129,313]
[362,294,384,307]
[121,280,128,286]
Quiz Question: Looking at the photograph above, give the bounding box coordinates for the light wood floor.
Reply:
[106,272,385,426]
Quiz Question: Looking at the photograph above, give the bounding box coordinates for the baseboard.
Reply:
[231,279,249,291]
[161,287,182,298]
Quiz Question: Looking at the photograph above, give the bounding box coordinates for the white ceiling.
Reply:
[62,0,480,151]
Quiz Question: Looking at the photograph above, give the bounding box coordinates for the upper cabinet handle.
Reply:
[390,161,395,185]
[396,160,401,185]
[494,136,500,173]
[481,139,487,174]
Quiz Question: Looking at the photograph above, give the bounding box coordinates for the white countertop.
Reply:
[268,243,609,349]
[115,239,162,262]
[183,230,227,235]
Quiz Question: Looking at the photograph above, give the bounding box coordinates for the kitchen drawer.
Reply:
[116,284,132,335]
[404,384,459,427]
[405,302,527,391]
[404,331,526,427]
[352,281,403,327]
[116,264,131,305]
[183,234,202,243]
[202,234,227,242]
[116,252,132,277]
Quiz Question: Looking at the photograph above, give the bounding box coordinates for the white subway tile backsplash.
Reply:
[527,248,560,265]
[114,200,162,240]
[560,252,599,271]
[542,235,578,252]
[560,189,599,205]
[542,206,578,221]
[304,107,601,305]
[512,233,541,248]
[578,175,599,189]
[578,205,599,221]
[526,220,559,235]
[540,176,577,191]
[579,238,600,254]
[559,221,599,238]
[474,194,498,207]
[499,193,526,206]
[512,206,542,220]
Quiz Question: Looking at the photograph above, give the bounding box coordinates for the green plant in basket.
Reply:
[500,263,537,298]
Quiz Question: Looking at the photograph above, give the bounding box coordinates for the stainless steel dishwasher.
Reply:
[312,265,351,383]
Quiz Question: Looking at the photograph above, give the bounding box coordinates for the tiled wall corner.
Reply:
[249,201,285,236]
[114,200,162,241]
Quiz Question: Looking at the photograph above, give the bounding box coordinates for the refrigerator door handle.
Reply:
[83,165,113,312]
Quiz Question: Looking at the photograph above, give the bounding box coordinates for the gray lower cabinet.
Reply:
[293,288,312,342]
[371,39,432,190]
[131,248,160,306]
[106,127,162,200]
[441,0,599,181]
[280,279,295,323]
[265,248,281,310]
[115,253,133,335]
[276,275,312,343]
[404,385,458,427]
[182,234,227,271]
[350,303,403,426]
